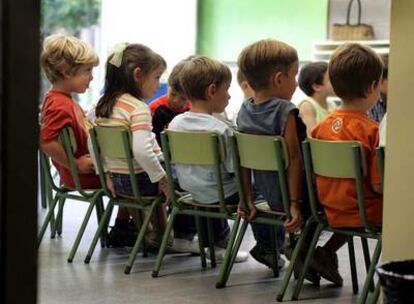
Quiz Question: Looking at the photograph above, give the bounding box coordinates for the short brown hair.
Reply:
[329,43,383,100]
[168,56,195,95]
[40,34,99,83]
[237,39,298,91]
[179,56,231,101]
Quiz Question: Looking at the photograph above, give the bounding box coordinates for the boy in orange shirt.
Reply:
[311,43,383,283]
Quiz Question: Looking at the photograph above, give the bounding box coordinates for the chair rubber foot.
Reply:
[50,235,56,239]
[124,266,132,275]
[58,232,62,236]
[201,262,207,268]
[215,282,225,289]
[84,257,91,264]
[276,294,284,302]
[152,271,159,278]
[67,258,73,263]
[291,296,298,301]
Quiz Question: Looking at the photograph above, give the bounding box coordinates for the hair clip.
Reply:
[108,42,128,68]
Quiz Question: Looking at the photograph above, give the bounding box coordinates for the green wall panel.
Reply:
[197,0,328,62]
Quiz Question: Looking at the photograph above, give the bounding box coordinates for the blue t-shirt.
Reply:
[237,97,307,212]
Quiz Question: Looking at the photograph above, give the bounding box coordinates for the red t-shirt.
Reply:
[40,90,100,189]
[149,94,191,114]
[311,110,383,227]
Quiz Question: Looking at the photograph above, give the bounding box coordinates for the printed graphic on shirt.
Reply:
[331,117,343,134]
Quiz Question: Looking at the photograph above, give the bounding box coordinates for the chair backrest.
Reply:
[231,132,291,218]
[89,126,143,201]
[58,127,86,194]
[377,146,385,191]
[161,130,229,213]
[40,151,61,192]
[302,137,373,231]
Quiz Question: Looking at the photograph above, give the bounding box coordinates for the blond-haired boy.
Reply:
[40,34,99,189]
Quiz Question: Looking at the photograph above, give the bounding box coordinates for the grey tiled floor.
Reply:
[38,200,378,304]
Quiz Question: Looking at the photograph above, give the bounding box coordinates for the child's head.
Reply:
[237,39,298,100]
[179,56,232,113]
[96,43,166,117]
[167,58,190,110]
[236,69,254,99]
[40,34,99,92]
[298,61,333,98]
[329,43,383,109]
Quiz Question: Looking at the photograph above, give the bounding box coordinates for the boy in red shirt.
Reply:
[40,34,100,189]
[311,43,384,284]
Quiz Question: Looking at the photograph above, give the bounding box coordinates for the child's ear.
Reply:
[133,67,142,83]
[312,83,322,93]
[367,80,379,94]
[206,83,217,99]
[272,71,283,87]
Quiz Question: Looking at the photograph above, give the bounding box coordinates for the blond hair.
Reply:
[329,43,383,100]
[40,34,99,83]
[238,39,298,91]
[179,55,231,101]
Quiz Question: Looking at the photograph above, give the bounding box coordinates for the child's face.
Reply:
[210,81,231,113]
[140,65,165,100]
[318,71,334,97]
[168,89,187,110]
[277,61,298,101]
[366,79,382,111]
[66,64,94,94]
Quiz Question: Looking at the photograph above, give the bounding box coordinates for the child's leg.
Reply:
[322,233,347,252]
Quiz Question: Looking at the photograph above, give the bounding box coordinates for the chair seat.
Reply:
[178,194,238,211]
[116,193,160,205]
[255,200,286,216]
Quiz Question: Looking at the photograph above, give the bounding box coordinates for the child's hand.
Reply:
[237,200,257,221]
[284,204,303,233]
[158,176,170,200]
[75,155,95,174]
[106,175,116,197]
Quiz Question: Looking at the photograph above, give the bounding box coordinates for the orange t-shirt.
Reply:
[311,109,383,227]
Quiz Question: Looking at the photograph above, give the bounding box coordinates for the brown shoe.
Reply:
[311,246,343,286]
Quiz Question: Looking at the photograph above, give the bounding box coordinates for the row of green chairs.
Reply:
[38,126,383,303]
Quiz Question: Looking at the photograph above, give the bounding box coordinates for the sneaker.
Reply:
[171,237,200,254]
[284,245,321,286]
[206,247,249,263]
[311,246,343,286]
[250,245,285,271]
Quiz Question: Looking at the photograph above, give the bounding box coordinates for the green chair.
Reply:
[216,132,314,302]
[300,138,382,303]
[152,130,241,278]
[37,127,106,263]
[84,126,165,275]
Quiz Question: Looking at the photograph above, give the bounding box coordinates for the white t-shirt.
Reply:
[379,113,387,147]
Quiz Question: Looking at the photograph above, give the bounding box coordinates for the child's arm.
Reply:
[298,101,317,136]
[237,167,257,221]
[41,140,94,174]
[284,112,304,233]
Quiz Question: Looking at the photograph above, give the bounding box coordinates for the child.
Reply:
[94,43,199,253]
[40,34,100,190]
[149,58,191,145]
[237,39,341,284]
[312,43,384,283]
[237,69,254,100]
[369,55,388,123]
[298,61,336,135]
[168,55,248,263]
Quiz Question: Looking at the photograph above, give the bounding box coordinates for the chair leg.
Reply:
[216,217,241,288]
[84,201,114,264]
[222,218,248,286]
[276,218,313,302]
[348,236,359,294]
[152,206,178,278]
[38,195,60,247]
[361,237,375,292]
[95,196,106,248]
[67,196,97,263]
[45,183,56,239]
[358,239,382,304]
[206,217,216,268]
[125,198,162,275]
[271,225,280,278]
[136,209,148,257]
[54,196,65,236]
[370,281,381,304]
[291,222,324,301]
[39,153,48,209]
[194,214,207,269]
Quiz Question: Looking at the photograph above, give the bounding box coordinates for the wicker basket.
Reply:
[330,0,375,41]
